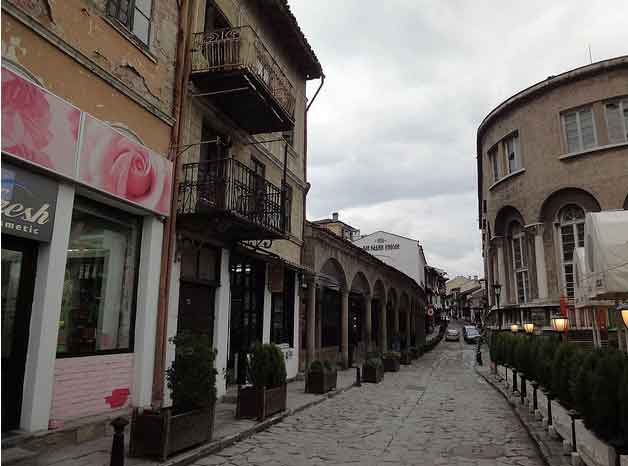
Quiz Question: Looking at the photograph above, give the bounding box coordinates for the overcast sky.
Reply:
[289,0,628,279]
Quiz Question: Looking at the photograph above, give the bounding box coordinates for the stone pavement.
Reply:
[191,324,545,466]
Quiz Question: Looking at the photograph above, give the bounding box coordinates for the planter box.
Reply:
[575,419,617,466]
[551,400,572,445]
[400,352,412,365]
[130,406,214,460]
[362,364,384,383]
[383,357,400,372]
[621,455,628,466]
[538,390,549,420]
[236,384,287,421]
[497,364,506,380]
[306,370,337,394]
[525,380,534,409]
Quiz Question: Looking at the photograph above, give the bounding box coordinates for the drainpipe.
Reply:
[152,0,196,408]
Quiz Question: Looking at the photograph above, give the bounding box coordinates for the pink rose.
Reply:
[2,70,53,167]
[81,121,171,215]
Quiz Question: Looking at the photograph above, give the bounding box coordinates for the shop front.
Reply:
[1,66,172,433]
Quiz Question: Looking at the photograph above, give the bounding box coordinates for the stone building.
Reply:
[301,222,426,370]
[312,212,361,241]
[2,0,179,435]
[163,0,323,400]
[477,56,628,333]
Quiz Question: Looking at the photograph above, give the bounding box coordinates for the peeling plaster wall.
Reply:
[2,0,180,153]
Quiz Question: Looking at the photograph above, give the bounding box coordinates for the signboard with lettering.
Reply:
[1,164,58,242]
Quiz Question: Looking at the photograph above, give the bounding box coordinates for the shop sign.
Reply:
[1,164,57,242]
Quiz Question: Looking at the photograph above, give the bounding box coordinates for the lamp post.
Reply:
[493,283,502,330]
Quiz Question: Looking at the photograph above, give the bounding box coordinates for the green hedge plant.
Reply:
[249,343,287,389]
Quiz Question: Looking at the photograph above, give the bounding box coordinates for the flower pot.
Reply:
[575,419,618,466]
[362,363,384,383]
[236,384,287,421]
[383,357,400,372]
[306,370,337,394]
[130,405,214,460]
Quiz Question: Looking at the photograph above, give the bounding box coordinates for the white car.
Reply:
[445,329,460,341]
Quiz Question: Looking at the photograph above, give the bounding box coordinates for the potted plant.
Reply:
[382,352,401,372]
[305,360,337,394]
[130,332,217,460]
[362,356,384,383]
[400,349,412,365]
[236,343,287,421]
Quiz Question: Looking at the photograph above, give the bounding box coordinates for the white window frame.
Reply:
[510,223,529,304]
[603,97,628,144]
[558,205,585,300]
[502,132,521,175]
[489,147,499,182]
[561,106,598,153]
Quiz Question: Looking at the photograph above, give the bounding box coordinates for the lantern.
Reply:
[510,324,519,333]
[524,322,535,334]
[551,315,569,333]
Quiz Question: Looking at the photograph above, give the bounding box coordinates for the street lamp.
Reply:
[493,283,502,330]
[617,303,628,329]
[551,315,569,333]
[511,324,519,333]
[523,322,535,334]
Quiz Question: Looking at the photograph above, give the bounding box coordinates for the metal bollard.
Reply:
[355,366,361,387]
[110,416,129,466]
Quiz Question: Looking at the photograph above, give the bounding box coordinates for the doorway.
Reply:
[2,237,37,432]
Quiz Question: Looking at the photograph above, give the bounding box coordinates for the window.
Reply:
[559,205,585,299]
[58,199,141,356]
[510,222,529,304]
[283,183,293,233]
[562,107,597,153]
[489,147,499,182]
[604,98,628,144]
[107,0,152,45]
[502,133,521,174]
[270,271,295,346]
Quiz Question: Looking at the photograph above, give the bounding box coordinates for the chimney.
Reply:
[332,212,339,221]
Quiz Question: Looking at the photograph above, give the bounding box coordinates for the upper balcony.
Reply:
[190,27,296,134]
[177,156,286,241]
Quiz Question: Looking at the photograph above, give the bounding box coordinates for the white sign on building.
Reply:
[353,231,426,288]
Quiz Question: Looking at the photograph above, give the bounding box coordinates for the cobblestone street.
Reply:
[192,324,544,466]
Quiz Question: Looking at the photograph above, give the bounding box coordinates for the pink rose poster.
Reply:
[78,115,172,216]
[2,67,80,178]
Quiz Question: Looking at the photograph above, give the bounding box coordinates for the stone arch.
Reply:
[538,187,601,223]
[349,271,371,296]
[400,292,410,311]
[318,257,347,290]
[494,205,525,237]
[373,279,386,300]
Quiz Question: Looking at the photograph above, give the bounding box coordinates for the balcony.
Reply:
[177,158,286,240]
[190,27,296,134]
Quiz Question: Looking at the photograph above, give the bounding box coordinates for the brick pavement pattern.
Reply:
[192,330,545,466]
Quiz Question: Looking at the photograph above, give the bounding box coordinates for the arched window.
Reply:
[559,204,585,298]
[510,222,529,303]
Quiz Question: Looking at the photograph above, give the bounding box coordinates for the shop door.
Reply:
[229,256,265,384]
[177,282,215,341]
[2,237,37,432]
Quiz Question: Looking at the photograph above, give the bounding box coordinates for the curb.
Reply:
[475,367,565,466]
[163,382,357,466]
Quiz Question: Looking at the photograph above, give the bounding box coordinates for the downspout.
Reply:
[152,0,195,408]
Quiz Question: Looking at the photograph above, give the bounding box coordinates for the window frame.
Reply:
[106,0,153,46]
[502,132,521,175]
[558,204,585,300]
[488,146,499,183]
[510,222,529,304]
[57,198,142,358]
[561,106,598,154]
[603,97,628,144]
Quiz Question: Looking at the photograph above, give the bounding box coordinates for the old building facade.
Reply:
[477,56,628,333]
[2,0,179,433]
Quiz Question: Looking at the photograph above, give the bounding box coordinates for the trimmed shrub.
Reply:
[572,348,603,427]
[249,343,287,389]
[589,350,626,445]
[550,343,583,408]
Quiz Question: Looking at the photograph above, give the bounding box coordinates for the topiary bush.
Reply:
[364,357,383,369]
[572,348,603,427]
[550,343,582,408]
[249,343,287,389]
[589,350,626,445]
[308,360,324,373]
[166,332,217,413]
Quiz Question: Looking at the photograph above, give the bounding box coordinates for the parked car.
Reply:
[463,326,481,344]
[445,329,460,341]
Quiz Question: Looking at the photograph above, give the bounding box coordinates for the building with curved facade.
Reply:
[477,56,628,334]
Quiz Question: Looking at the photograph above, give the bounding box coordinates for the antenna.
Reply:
[588,44,593,64]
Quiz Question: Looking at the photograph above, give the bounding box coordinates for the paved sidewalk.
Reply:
[22,369,358,466]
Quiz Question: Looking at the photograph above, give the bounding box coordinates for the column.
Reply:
[380,295,388,351]
[405,307,411,347]
[530,223,548,300]
[212,248,231,398]
[394,303,400,336]
[365,295,372,351]
[340,289,349,368]
[21,183,74,431]
[306,280,316,365]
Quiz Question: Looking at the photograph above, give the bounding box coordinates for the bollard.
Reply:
[110,416,129,466]
[512,369,518,394]
[355,366,361,387]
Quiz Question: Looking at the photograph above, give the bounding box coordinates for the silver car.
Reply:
[445,328,460,341]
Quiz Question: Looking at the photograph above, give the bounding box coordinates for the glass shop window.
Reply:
[57,199,141,356]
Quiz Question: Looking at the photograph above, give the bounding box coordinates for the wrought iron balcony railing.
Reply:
[191,26,296,119]
[178,158,285,237]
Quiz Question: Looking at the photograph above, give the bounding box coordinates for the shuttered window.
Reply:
[604,98,628,144]
[562,107,597,153]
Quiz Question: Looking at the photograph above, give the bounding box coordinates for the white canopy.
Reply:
[584,211,628,301]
